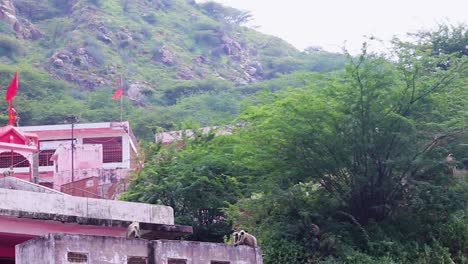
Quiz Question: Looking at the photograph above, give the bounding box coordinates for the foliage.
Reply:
[142,13,158,25]
[0,36,22,60]
[15,0,68,21]
[122,135,245,242]
[199,2,252,25]
[224,32,467,261]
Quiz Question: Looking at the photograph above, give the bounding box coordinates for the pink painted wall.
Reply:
[52,144,102,187]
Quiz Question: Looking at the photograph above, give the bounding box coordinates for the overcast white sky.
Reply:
[198,0,468,53]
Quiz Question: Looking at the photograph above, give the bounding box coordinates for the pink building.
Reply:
[0,121,138,198]
[0,122,263,264]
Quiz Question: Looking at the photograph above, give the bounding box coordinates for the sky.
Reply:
[198,0,468,53]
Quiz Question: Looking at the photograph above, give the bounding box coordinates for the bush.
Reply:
[84,45,105,66]
[88,0,102,6]
[0,36,22,59]
[142,13,157,24]
[0,22,14,34]
[140,26,152,39]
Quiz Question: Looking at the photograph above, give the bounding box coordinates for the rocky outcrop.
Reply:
[0,0,20,30]
[127,80,153,105]
[47,49,107,89]
[0,0,42,39]
[177,65,196,80]
[153,45,177,66]
[19,19,42,40]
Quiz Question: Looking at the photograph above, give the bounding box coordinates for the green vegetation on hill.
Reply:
[1,1,466,262]
[0,0,345,139]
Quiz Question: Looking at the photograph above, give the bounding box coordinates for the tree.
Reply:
[122,134,244,242]
[200,2,252,25]
[228,32,467,262]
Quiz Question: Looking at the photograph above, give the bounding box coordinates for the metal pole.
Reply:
[71,121,74,183]
[120,75,123,122]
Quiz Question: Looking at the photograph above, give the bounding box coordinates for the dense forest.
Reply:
[0,0,466,262]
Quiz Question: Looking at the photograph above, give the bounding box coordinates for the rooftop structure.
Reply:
[0,121,139,198]
[0,122,263,264]
[0,183,192,262]
[16,234,262,264]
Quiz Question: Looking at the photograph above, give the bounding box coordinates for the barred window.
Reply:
[127,256,147,264]
[83,137,123,163]
[0,151,29,168]
[39,149,56,166]
[67,252,88,263]
[168,259,187,264]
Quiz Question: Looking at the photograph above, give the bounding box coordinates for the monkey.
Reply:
[234,230,257,247]
[126,221,141,239]
[309,223,321,250]
[445,153,457,175]
[232,231,240,245]
[310,223,320,237]
[445,153,454,164]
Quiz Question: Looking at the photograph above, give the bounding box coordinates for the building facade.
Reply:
[16,234,262,264]
[0,121,138,198]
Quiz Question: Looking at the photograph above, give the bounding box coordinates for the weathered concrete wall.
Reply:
[0,188,174,225]
[16,234,263,264]
[15,236,54,264]
[153,240,263,264]
[52,144,103,187]
[16,234,148,264]
[0,177,64,195]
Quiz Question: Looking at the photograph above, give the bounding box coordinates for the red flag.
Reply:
[5,71,18,101]
[112,77,124,100]
[112,87,124,100]
[7,100,16,125]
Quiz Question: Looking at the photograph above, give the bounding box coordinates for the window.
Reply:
[83,137,123,163]
[211,262,230,264]
[168,259,187,264]
[0,151,29,168]
[39,149,56,166]
[127,256,147,264]
[67,252,88,263]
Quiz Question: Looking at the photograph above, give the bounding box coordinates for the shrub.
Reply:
[0,36,22,59]
[85,46,105,65]
[88,0,102,7]
[140,26,152,39]
[142,13,157,24]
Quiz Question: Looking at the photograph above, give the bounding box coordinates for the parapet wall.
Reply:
[0,188,174,225]
[16,234,263,264]
[0,176,64,195]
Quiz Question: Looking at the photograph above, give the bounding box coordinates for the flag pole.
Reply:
[120,75,123,122]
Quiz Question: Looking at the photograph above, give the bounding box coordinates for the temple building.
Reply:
[0,121,138,199]
[0,121,263,263]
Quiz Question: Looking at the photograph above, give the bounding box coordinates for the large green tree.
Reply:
[227,30,467,262]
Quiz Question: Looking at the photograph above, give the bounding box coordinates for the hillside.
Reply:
[0,0,345,138]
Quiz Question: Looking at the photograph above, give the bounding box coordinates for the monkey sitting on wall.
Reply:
[232,231,240,245]
[126,221,141,239]
[234,230,257,247]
